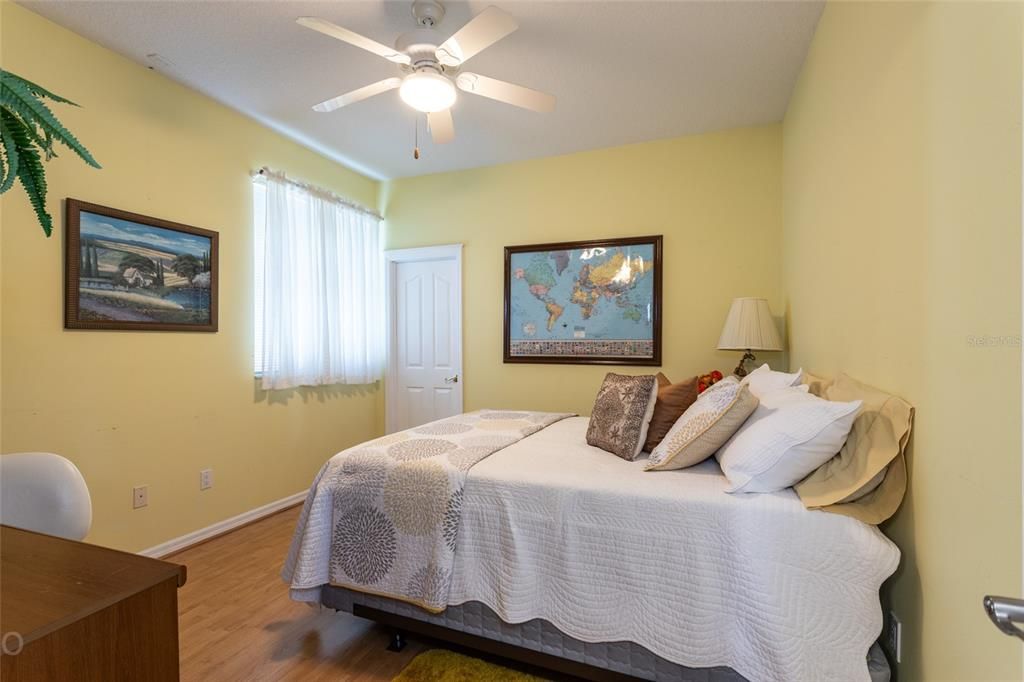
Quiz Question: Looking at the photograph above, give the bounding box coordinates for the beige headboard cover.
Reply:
[796,372,914,525]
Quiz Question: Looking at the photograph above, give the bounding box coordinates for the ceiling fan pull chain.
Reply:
[414,114,421,160]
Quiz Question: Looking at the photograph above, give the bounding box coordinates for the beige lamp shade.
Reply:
[717,298,783,351]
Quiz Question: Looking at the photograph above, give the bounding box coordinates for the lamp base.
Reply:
[733,350,756,378]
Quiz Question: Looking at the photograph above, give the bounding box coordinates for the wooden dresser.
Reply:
[0,525,187,681]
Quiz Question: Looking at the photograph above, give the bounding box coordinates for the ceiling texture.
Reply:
[23,0,824,180]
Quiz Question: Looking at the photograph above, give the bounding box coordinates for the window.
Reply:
[253,170,384,389]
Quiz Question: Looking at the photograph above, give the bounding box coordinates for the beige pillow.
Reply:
[802,371,833,398]
[795,373,914,523]
[809,453,907,525]
[645,378,758,471]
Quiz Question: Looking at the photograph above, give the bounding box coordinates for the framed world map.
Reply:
[503,235,662,365]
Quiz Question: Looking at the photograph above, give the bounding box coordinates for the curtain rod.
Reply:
[255,167,382,220]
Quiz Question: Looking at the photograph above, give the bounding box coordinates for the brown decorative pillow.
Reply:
[586,373,658,461]
[643,373,700,452]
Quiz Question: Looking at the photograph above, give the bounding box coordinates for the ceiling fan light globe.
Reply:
[400,72,457,113]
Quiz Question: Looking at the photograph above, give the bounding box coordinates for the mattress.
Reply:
[444,417,900,682]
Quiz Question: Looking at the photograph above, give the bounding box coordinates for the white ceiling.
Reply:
[23,0,824,180]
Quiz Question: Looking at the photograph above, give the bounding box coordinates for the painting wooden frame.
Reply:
[503,235,662,365]
[65,199,219,332]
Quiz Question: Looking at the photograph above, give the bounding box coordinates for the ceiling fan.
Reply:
[297,1,555,145]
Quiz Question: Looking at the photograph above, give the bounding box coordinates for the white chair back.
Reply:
[1,452,92,540]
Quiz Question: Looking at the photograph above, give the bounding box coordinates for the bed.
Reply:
[284,412,899,682]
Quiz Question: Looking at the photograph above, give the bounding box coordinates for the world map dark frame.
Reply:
[502,235,663,366]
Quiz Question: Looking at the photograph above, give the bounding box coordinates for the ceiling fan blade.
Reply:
[427,109,455,144]
[436,6,517,67]
[296,17,410,65]
[312,78,402,113]
[455,73,555,113]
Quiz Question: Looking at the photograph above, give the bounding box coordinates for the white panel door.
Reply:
[391,256,461,431]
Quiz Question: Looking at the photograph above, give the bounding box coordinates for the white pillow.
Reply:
[716,386,861,493]
[740,363,804,398]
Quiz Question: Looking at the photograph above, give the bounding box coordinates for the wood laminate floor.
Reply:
[168,506,427,681]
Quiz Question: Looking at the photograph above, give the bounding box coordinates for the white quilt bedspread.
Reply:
[447,417,900,682]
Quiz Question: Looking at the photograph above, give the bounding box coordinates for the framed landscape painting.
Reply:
[65,199,218,332]
[503,235,662,365]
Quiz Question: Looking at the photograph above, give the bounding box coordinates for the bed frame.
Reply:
[354,604,642,681]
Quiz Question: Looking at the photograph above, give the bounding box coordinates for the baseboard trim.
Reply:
[139,491,307,559]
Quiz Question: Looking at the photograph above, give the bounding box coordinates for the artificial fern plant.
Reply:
[0,69,101,236]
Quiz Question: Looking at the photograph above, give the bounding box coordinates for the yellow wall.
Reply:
[0,2,382,552]
[382,126,784,415]
[782,2,1022,680]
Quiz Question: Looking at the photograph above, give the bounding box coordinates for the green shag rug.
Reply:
[393,649,548,681]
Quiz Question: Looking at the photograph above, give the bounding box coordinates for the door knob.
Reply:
[444,375,459,384]
[984,596,1024,641]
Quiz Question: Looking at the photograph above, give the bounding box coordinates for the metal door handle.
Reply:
[984,596,1024,641]
[444,375,459,384]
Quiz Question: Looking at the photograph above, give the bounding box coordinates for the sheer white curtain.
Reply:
[253,170,384,389]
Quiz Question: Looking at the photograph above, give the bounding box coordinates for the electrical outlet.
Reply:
[200,468,213,491]
[132,485,148,509]
[885,610,902,664]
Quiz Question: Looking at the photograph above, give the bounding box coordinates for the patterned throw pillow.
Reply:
[586,373,658,461]
[645,377,759,471]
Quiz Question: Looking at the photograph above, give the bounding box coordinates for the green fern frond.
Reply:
[1,76,100,168]
[3,106,53,152]
[0,70,100,236]
[20,119,57,161]
[14,142,51,237]
[0,110,21,193]
[0,70,79,106]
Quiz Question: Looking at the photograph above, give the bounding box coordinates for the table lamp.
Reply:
[717,297,783,377]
